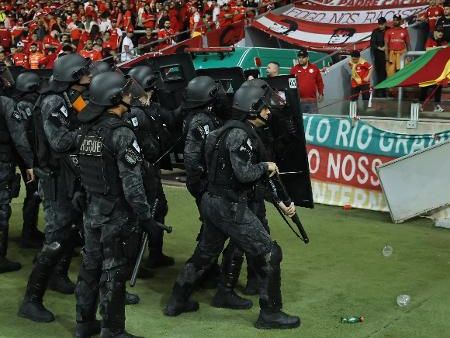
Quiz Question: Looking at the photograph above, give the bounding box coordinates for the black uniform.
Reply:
[14,93,42,247]
[124,103,172,267]
[75,113,154,336]
[165,119,298,328]
[0,96,34,273]
[370,26,388,96]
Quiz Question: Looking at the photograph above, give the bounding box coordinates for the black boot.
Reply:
[125,291,140,305]
[212,243,252,309]
[75,320,101,338]
[255,306,301,329]
[198,262,220,289]
[48,249,75,294]
[254,242,300,330]
[0,227,21,273]
[212,287,253,309]
[20,226,44,249]
[243,256,258,295]
[75,263,101,338]
[145,224,174,269]
[100,328,143,338]
[145,251,175,269]
[18,242,62,322]
[164,282,199,317]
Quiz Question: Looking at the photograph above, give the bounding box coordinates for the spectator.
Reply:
[99,13,112,33]
[218,3,233,28]
[102,31,118,53]
[157,19,176,50]
[28,43,45,69]
[40,45,58,69]
[0,21,11,50]
[138,27,156,54]
[385,14,410,78]
[140,4,156,30]
[348,50,373,107]
[417,0,444,33]
[79,39,103,61]
[436,2,450,42]
[370,17,388,97]
[11,41,29,68]
[109,19,123,51]
[290,49,324,114]
[266,61,280,77]
[120,28,135,62]
[421,26,447,113]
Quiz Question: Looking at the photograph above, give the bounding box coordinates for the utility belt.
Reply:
[208,184,249,203]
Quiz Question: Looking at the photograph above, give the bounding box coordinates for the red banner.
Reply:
[206,20,245,47]
[160,35,203,55]
[307,144,394,191]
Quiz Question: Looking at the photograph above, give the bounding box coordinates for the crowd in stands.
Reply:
[0,0,281,68]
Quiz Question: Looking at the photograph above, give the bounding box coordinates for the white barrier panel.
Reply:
[377,140,450,223]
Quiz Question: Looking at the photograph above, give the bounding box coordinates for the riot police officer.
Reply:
[13,72,44,249]
[164,81,300,330]
[74,71,163,338]
[18,54,92,322]
[182,75,253,308]
[0,93,35,273]
[127,65,174,270]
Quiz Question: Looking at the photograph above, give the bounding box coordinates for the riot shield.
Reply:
[120,54,196,110]
[262,75,313,208]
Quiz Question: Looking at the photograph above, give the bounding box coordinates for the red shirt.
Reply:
[157,28,175,50]
[218,9,233,27]
[0,28,11,49]
[122,10,133,31]
[290,63,324,100]
[12,52,29,68]
[142,12,156,29]
[231,5,245,22]
[102,40,118,51]
[79,49,103,61]
[349,59,372,88]
[425,5,444,32]
[425,37,448,49]
[40,52,58,69]
[385,27,409,51]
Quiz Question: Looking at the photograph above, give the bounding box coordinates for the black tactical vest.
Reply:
[206,120,264,202]
[0,99,11,162]
[78,115,130,196]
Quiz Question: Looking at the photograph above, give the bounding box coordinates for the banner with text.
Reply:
[252,1,427,51]
[303,115,450,210]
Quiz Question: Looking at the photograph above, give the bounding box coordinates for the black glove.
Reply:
[139,218,172,234]
[72,190,87,212]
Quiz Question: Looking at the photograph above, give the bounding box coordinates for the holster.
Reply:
[36,168,57,201]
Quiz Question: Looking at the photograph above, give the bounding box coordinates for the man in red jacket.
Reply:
[290,49,324,114]
[12,41,29,68]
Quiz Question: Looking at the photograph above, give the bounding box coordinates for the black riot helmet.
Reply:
[89,71,132,107]
[52,54,92,83]
[15,72,41,93]
[128,65,158,91]
[183,76,222,110]
[91,61,113,76]
[232,79,282,121]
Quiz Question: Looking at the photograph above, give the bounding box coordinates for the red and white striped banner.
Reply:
[252,1,428,51]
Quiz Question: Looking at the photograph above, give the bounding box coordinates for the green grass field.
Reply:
[1,186,450,338]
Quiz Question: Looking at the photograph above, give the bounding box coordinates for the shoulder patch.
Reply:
[122,143,142,168]
[12,110,22,121]
[131,116,139,127]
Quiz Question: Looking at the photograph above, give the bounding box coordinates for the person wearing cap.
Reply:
[436,2,450,42]
[421,26,447,113]
[348,50,373,107]
[11,42,29,68]
[370,17,388,97]
[120,28,135,62]
[290,49,324,114]
[385,14,410,78]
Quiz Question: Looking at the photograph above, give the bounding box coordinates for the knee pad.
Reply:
[37,241,63,266]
